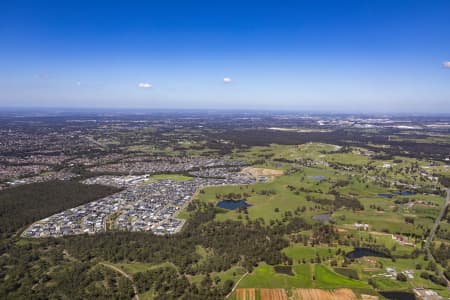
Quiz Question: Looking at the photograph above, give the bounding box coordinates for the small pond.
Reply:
[313,213,332,223]
[309,175,326,180]
[379,291,416,300]
[378,191,415,198]
[273,266,294,276]
[377,193,393,198]
[394,191,415,196]
[345,248,390,259]
[217,199,250,210]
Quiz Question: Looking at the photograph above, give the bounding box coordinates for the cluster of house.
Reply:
[0,154,70,165]
[392,234,415,247]
[189,167,242,178]
[83,174,148,188]
[2,171,78,190]
[22,189,129,237]
[0,127,95,159]
[0,164,51,181]
[413,288,443,300]
[67,153,130,166]
[113,180,198,234]
[353,222,369,231]
[373,267,415,280]
[87,157,247,174]
[22,167,258,238]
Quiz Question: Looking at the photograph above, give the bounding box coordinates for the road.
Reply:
[424,188,449,286]
[100,262,141,300]
[225,271,249,299]
[427,188,450,244]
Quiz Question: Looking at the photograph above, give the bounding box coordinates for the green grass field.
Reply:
[283,244,351,262]
[175,142,450,298]
[238,263,369,289]
[314,264,369,289]
[238,263,313,288]
[191,169,337,223]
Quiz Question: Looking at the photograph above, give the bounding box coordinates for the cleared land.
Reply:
[292,288,357,300]
[260,288,288,300]
[241,167,284,177]
[234,288,356,300]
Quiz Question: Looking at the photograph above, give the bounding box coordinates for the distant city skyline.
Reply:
[1,0,449,113]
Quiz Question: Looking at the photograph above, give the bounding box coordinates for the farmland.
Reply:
[231,288,358,300]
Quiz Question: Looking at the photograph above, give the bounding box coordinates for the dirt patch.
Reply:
[363,267,380,272]
[236,289,245,300]
[248,288,256,300]
[260,289,288,300]
[235,288,256,300]
[361,295,379,300]
[236,288,357,300]
[368,231,391,236]
[242,167,284,177]
[292,288,357,300]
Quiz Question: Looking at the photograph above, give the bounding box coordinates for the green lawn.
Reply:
[283,244,345,262]
[238,263,313,288]
[192,170,334,223]
[214,266,247,285]
[176,142,448,297]
[238,263,368,289]
[314,264,369,289]
[371,277,409,290]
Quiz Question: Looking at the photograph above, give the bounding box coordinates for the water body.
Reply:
[309,175,326,180]
[377,193,393,198]
[345,248,389,259]
[394,191,415,196]
[378,191,415,198]
[217,199,250,210]
[313,213,332,223]
[379,291,415,300]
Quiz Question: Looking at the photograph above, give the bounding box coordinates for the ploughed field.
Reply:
[232,288,357,300]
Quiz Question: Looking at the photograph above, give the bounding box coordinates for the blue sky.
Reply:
[1,0,449,113]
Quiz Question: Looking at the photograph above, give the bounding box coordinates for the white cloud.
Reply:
[443,61,450,69]
[223,77,232,83]
[138,82,152,88]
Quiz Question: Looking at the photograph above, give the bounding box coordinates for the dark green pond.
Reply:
[217,199,250,210]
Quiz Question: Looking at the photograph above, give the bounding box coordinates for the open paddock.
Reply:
[292,288,357,300]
